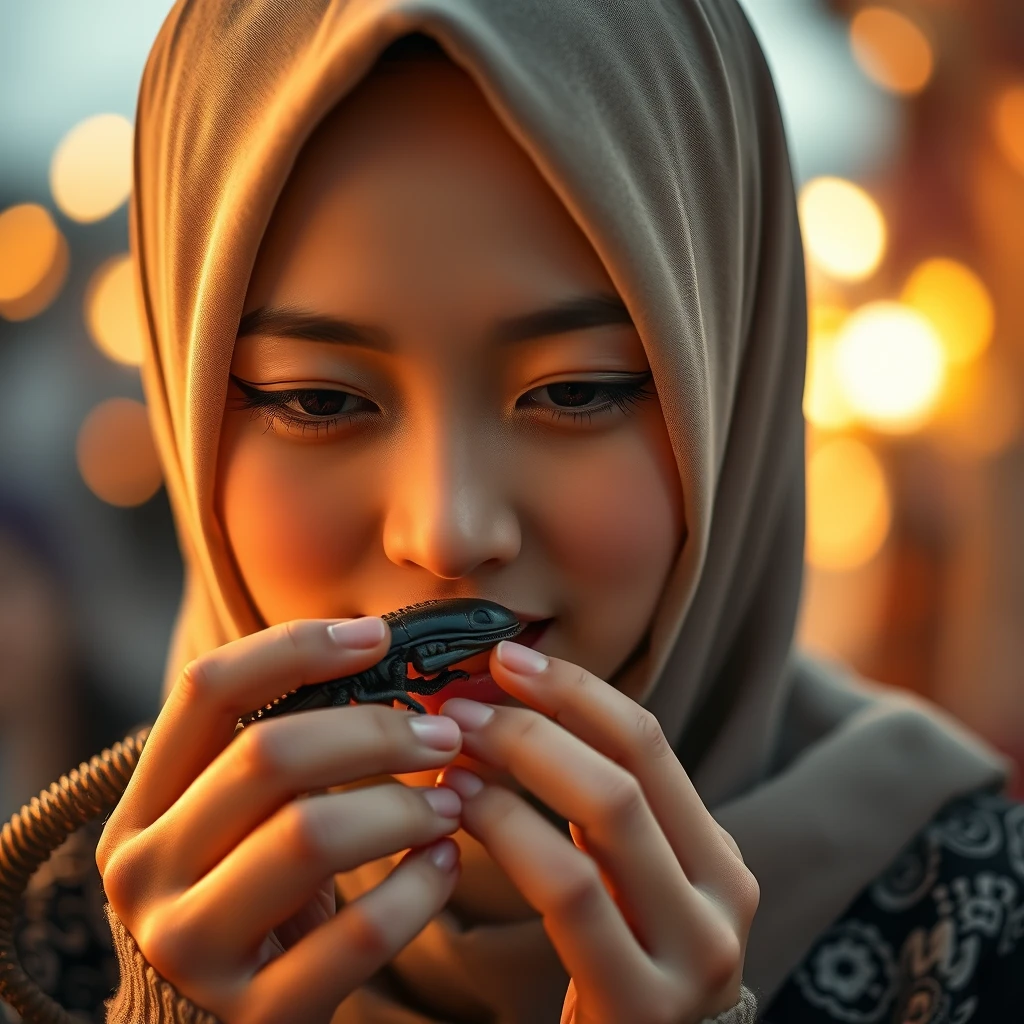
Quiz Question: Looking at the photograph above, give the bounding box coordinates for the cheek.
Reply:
[538,425,682,586]
[217,426,379,622]
[527,413,684,675]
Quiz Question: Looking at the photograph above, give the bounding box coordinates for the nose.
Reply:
[382,423,521,579]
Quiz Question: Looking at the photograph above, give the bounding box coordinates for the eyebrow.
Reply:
[236,293,634,350]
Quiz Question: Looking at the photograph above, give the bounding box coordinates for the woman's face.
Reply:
[217,55,685,713]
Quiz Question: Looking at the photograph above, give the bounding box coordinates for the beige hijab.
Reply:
[131,0,1008,1012]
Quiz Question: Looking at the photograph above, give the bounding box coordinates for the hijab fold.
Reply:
[132,0,1008,1010]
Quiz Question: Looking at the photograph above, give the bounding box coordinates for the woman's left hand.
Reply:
[436,640,759,1024]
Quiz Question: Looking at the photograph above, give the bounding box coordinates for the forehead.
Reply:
[245,55,614,313]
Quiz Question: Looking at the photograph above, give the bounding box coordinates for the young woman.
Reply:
[11,1,1023,1022]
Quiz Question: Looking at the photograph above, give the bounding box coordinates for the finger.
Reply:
[238,839,461,1024]
[171,782,460,962]
[101,616,391,845]
[440,771,662,1016]
[488,643,747,894]
[441,700,703,962]
[148,705,461,887]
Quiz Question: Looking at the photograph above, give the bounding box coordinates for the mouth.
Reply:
[412,616,553,715]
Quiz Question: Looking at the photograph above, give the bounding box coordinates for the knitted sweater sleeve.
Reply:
[102,902,757,1024]
[103,904,223,1024]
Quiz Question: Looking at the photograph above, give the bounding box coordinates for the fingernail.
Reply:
[421,786,461,817]
[440,698,494,730]
[441,765,484,799]
[495,640,549,675]
[327,617,385,649]
[428,838,459,871]
[409,714,461,750]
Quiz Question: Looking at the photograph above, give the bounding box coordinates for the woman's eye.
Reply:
[518,373,654,422]
[288,389,365,417]
[542,382,599,408]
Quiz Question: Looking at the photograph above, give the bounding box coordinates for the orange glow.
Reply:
[992,84,1024,177]
[834,301,946,433]
[901,258,995,367]
[0,203,69,321]
[50,114,133,224]
[803,305,857,429]
[76,398,162,507]
[935,353,1022,459]
[850,7,935,96]
[806,437,892,571]
[798,178,887,282]
[86,255,145,366]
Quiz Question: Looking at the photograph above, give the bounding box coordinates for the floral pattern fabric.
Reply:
[2,792,1022,1023]
[764,789,1024,1023]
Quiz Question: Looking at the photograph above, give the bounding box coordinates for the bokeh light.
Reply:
[901,258,995,367]
[798,177,887,282]
[807,436,892,571]
[0,203,70,321]
[991,84,1024,177]
[50,113,133,224]
[834,301,946,433]
[76,398,161,507]
[935,352,1022,459]
[85,254,145,366]
[850,7,935,96]
[803,304,857,430]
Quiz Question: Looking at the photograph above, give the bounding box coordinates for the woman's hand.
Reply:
[95,617,465,1024]
[437,641,759,1024]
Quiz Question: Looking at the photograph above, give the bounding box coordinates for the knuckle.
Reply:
[98,838,149,919]
[343,903,395,963]
[176,657,216,706]
[566,664,591,694]
[695,924,743,992]
[277,799,334,860]
[549,858,603,920]
[139,904,195,981]
[278,618,306,658]
[633,707,672,760]
[235,719,293,778]
[640,987,687,1024]
[598,770,646,827]
[733,864,761,926]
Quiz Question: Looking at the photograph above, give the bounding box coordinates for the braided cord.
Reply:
[0,728,151,1024]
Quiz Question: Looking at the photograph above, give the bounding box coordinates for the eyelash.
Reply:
[228,372,656,437]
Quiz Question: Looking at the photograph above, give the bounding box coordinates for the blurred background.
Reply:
[0,0,1022,820]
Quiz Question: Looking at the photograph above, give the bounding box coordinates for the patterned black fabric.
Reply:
[2,791,1022,1023]
[764,790,1024,1023]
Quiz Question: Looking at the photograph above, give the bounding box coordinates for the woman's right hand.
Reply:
[95,616,464,1024]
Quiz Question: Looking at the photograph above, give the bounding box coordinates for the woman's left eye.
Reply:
[517,372,655,422]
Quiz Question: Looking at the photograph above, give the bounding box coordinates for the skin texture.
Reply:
[97,55,758,1024]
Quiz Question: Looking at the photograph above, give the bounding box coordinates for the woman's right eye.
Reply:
[288,389,369,417]
[228,374,380,436]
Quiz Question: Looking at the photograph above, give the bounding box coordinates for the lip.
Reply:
[413,616,553,715]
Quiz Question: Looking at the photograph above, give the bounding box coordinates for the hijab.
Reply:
[130,0,1008,1011]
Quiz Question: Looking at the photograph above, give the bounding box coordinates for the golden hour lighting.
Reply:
[76,398,162,507]
[850,7,935,96]
[50,114,133,224]
[803,305,857,429]
[834,301,946,433]
[991,84,1024,177]
[0,203,70,321]
[806,437,892,571]
[901,258,995,367]
[935,353,1022,459]
[798,178,887,282]
[86,255,145,366]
